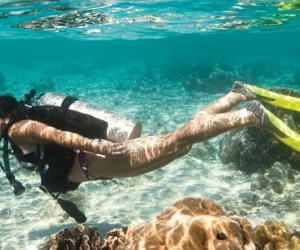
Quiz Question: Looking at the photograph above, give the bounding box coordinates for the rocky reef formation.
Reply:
[251,161,299,194]
[43,197,300,250]
[42,223,127,250]
[116,60,297,95]
[254,221,300,249]
[164,60,235,94]
[159,60,292,95]
[117,197,258,250]
[181,67,235,94]
[219,88,300,173]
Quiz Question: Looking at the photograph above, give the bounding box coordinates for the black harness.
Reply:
[0,135,26,196]
[0,90,109,222]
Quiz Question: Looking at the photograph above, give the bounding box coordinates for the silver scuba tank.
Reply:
[36,92,142,142]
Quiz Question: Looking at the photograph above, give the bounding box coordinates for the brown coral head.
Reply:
[120,197,257,250]
[254,220,300,250]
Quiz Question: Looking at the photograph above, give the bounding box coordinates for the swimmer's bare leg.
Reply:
[85,108,260,179]
[78,82,260,179]
[174,108,260,148]
[172,81,259,147]
[71,101,298,180]
[191,81,256,120]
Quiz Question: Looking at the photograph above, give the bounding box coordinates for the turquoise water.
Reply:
[1,0,300,39]
[1,0,300,249]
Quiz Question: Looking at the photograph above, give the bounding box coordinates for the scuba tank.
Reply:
[35,92,142,142]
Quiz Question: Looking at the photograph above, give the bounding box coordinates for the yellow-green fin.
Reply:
[246,84,300,112]
[265,109,300,152]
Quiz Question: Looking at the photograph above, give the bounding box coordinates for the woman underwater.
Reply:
[1,81,300,221]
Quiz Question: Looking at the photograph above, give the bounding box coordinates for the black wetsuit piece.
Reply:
[6,104,108,193]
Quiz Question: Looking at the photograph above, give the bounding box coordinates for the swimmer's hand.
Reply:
[96,140,129,159]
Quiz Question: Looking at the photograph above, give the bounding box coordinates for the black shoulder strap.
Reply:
[61,96,78,109]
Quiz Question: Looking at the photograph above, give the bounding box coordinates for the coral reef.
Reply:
[219,87,300,173]
[42,224,100,249]
[43,197,300,250]
[101,228,127,250]
[254,221,300,249]
[117,197,258,250]
[42,224,127,250]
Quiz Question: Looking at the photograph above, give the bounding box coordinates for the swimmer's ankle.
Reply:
[231,81,257,100]
[246,100,280,134]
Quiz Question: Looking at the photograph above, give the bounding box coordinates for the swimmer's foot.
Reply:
[246,100,275,132]
[247,100,300,152]
[231,81,257,100]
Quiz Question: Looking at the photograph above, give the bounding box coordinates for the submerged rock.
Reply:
[219,127,285,173]
[250,161,300,194]
[251,174,269,191]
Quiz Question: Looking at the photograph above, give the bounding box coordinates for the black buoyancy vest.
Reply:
[6,104,109,193]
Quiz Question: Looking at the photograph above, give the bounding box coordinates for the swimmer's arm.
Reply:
[8,120,128,158]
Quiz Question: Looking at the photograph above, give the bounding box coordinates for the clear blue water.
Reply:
[0,0,300,249]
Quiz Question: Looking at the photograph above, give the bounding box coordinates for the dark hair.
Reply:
[0,95,18,118]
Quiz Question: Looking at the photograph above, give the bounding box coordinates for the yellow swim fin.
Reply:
[245,84,300,112]
[247,100,300,152]
[264,109,300,152]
